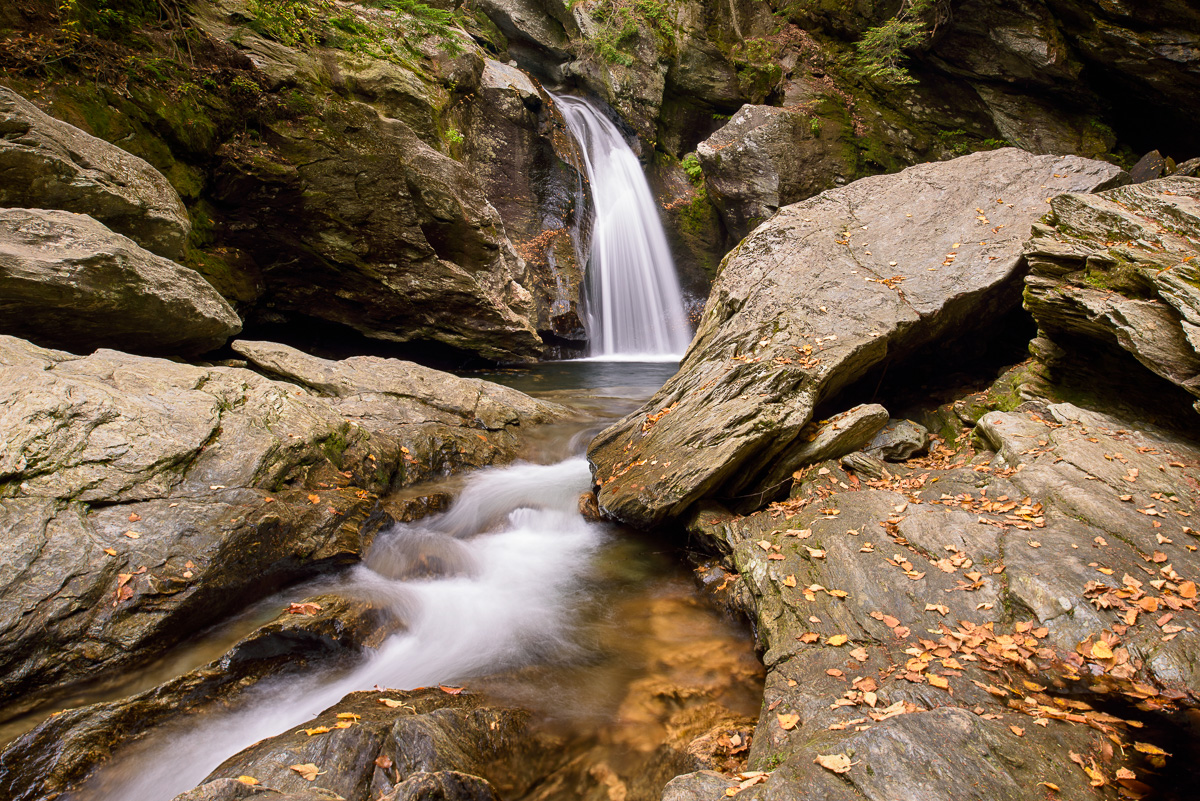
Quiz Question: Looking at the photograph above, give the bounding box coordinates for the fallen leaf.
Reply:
[777,713,800,730]
[123,531,141,539]
[236,776,259,786]
[928,675,950,689]
[336,712,361,721]
[439,685,465,695]
[1092,640,1114,659]
[286,602,322,616]
[783,575,797,587]
[379,698,411,709]
[815,753,853,774]
[806,547,827,559]
[826,634,849,646]
[375,755,393,770]
[128,513,141,522]
[308,494,320,504]
[103,548,117,556]
[1133,742,1171,756]
[290,763,324,782]
[1038,782,1059,792]
[303,726,331,736]
[1010,725,1025,736]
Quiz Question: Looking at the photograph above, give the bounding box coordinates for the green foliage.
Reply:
[242,0,464,59]
[444,126,464,145]
[852,0,949,85]
[681,152,703,185]
[583,0,674,66]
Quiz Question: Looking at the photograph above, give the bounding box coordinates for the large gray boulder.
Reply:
[588,148,1127,528]
[0,86,190,259]
[0,208,241,356]
[1023,175,1200,409]
[0,336,567,714]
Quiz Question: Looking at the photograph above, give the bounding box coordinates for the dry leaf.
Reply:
[1010,725,1025,736]
[439,685,465,695]
[826,634,849,646]
[303,726,331,736]
[287,602,322,616]
[777,713,800,730]
[1038,782,1060,792]
[1133,742,1170,756]
[336,712,361,721]
[806,547,827,559]
[783,575,797,587]
[1091,640,1114,659]
[375,755,393,770]
[290,763,324,781]
[103,548,117,556]
[307,494,321,504]
[123,531,141,539]
[928,675,950,690]
[236,776,259,786]
[379,698,410,709]
[815,753,853,774]
[128,513,141,522]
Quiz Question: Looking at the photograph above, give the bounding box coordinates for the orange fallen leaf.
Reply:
[928,675,950,690]
[123,531,141,539]
[815,753,853,774]
[128,513,141,522]
[236,776,259,786]
[439,685,465,695]
[826,634,848,646]
[777,713,799,730]
[303,726,331,736]
[1010,725,1025,736]
[308,494,321,504]
[1038,782,1059,792]
[287,602,322,615]
[103,548,117,556]
[290,763,324,781]
[336,712,361,721]
[783,575,797,587]
[1091,640,1114,659]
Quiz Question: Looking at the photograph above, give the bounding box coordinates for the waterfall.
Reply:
[554,95,691,359]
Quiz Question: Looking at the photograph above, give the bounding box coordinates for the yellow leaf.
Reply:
[303,726,330,736]
[783,575,797,587]
[815,753,853,774]
[236,776,259,786]
[826,634,848,646]
[1133,742,1171,756]
[336,712,361,720]
[928,675,949,690]
[290,763,324,782]
[1038,782,1059,792]
[103,548,117,556]
[123,531,141,539]
[379,698,410,708]
[1091,640,1114,659]
[777,713,800,730]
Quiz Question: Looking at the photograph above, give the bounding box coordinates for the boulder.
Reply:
[673,395,1200,801]
[589,149,1128,528]
[1023,175,1200,409]
[0,208,241,356]
[0,86,190,259]
[865,419,930,462]
[0,336,566,713]
[696,104,852,242]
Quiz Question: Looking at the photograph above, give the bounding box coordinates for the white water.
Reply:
[78,459,602,801]
[554,94,692,359]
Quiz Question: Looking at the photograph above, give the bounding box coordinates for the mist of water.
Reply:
[554,94,692,359]
[77,459,602,801]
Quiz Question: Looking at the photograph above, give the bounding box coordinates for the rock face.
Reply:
[0,336,566,713]
[1023,175,1200,409]
[672,396,1200,801]
[460,59,589,344]
[696,104,851,243]
[0,208,241,356]
[588,149,1127,528]
[0,86,191,260]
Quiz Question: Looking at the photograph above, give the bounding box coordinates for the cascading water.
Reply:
[75,459,604,801]
[554,95,692,358]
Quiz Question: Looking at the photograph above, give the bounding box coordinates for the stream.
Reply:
[52,361,762,800]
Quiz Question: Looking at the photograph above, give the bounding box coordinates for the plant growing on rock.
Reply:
[853,0,950,85]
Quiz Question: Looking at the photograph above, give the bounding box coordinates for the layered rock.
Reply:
[0,85,190,259]
[0,336,567,713]
[671,398,1200,801]
[1023,175,1200,409]
[588,149,1127,528]
[0,208,241,356]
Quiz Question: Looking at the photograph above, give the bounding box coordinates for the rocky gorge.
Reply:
[2,0,1200,800]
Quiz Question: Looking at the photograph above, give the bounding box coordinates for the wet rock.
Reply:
[1023,176,1200,409]
[0,595,390,801]
[697,105,852,242]
[383,771,499,801]
[0,208,241,356]
[202,690,547,801]
[865,419,930,462]
[1131,150,1169,183]
[0,85,190,259]
[461,60,588,343]
[589,149,1128,528]
[174,780,342,801]
[0,336,562,712]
